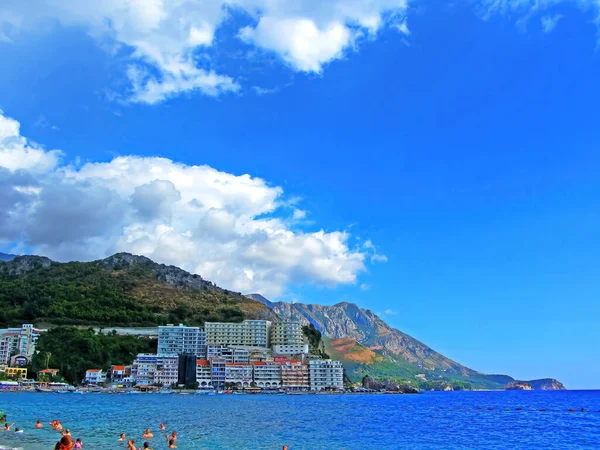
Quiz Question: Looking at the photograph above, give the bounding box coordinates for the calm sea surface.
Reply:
[1,390,599,449]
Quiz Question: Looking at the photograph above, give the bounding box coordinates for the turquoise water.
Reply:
[1,391,599,449]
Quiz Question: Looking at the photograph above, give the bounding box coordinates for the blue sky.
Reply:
[1,0,599,389]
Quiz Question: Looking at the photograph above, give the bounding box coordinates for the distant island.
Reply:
[0,252,565,391]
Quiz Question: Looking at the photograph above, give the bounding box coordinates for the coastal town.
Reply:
[0,321,348,393]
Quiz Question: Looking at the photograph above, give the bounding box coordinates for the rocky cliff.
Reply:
[258,299,476,376]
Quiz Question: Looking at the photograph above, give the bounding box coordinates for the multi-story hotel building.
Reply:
[270,321,304,345]
[132,354,158,386]
[205,320,271,348]
[155,356,179,387]
[211,356,226,390]
[196,359,212,388]
[309,360,344,391]
[280,359,309,390]
[225,363,253,387]
[157,324,203,356]
[0,324,45,365]
[252,361,281,389]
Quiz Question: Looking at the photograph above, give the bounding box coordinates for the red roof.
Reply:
[86,369,102,373]
[39,369,59,373]
[112,365,125,371]
[252,362,266,366]
[196,359,209,366]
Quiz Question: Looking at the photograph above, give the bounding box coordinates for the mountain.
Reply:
[253,297,562,389]
[246,293,274,309]
[0,253,277,326]
[0,252,18,262]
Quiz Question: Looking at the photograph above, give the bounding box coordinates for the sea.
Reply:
[1,390,599,449]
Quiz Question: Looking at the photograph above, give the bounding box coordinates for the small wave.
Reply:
[0,446,24,450]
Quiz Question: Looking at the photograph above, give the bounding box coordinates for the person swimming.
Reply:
[143,442,152,450]
[127,439,136,450]
[165,432,177,448]
[62,428,71,436]
[74,438,83,449]
[51,420,63,431]
[160,423,166,431]
[3,423,14,431]
[142,428,153,438]
[36,420,44,428]
[118,433,126,441]
[14,427,23,434]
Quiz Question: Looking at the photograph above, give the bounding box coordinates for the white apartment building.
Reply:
[157,324,203,356]
[84,369,106,385]
[281,360,309,390]
[309,360,344,391]
[253,361,281,389]
[154,356,179,387]
[272,343,309,356]
[207,345,250,363]
[0,325,45,365]
[196,359,212,388]
[270,321,305,345]
[132,354,158,386]
[205,320,271,348]
[211,356,226,389]
[225,363,253,387]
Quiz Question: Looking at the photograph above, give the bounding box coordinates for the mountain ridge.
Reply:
[251,295,563,389]
[0,252,277,326]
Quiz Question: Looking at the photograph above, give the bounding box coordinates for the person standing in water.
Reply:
[127,439,136,450]
[165,432,177,448]
[118,433,126,441]
[142,428,153,438]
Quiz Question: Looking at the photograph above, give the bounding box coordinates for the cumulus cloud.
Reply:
[0,0,409,103]
[0,110,379,297]
[384,309,397,315]
[0,110,63,173]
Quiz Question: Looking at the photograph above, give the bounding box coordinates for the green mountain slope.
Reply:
[0,253,277,326]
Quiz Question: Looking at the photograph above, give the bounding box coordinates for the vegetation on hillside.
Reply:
[302,323,329,358]
[30,327,157,385]
[0,257,266,327]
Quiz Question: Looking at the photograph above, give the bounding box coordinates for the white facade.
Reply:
[309,360,343,391]
[225,364,253,386]
[272,343,309,356]
[196,360,212,388]
[253,361,281,388]
[205,320,271,348]
[158,324,203,356]
[207,345,250,363]
[154,356,179,387]
[0,325,45,365]
[132,354,158,386]
[84,370,106,384]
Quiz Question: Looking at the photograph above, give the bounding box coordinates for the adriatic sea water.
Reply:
[1,390,599,449]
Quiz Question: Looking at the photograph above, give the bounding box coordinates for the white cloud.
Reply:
[384,309,397,315]
[292,208,307,220]
[541,13,563,32]
[360,283,371,291]
[0,0,410,103]
[0,110,63,173]
[0,109,379,298]
[476,0,600,29]
[363,239,388,263]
